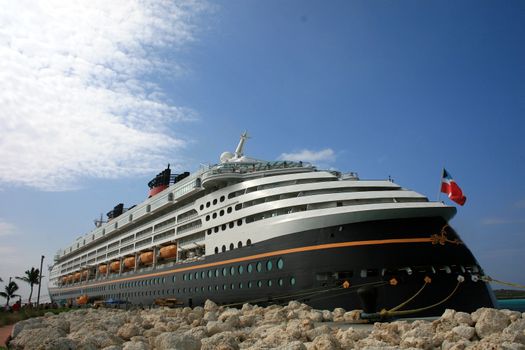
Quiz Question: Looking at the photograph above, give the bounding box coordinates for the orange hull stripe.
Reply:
[53,237,432,292]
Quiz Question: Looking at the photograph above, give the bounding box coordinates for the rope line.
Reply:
[481,276,525,289]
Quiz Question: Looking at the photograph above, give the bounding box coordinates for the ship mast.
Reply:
[234,131,250,159]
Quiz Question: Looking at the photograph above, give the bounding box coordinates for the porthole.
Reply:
[189,287,192,293]
[229,222,234,229]
[222,224,227,231]
[227,207,232,214]
[173,276,177,282]
[183,288,186,293]
[230,266,235,275]
[256,262,262,272]
[248,281,253,288]
[235,204,242,211]
[238,241,242,248]
[247,264,253,273]
[206,215,210,221]
[195,272,199,280]
[208,270,213,278]
[278,278,283,286]
[208,285,212,291]
[201,271,205,279]
[201,286,204,292]
[146,205,151,213]
[290,277,296,286]
[266,260,273,271]
[214,247,219,254]
[215,285,219,291]
[220,210,224,216]
[237,219,243,226]
[206,202,210,208]
[214,227,219,233]
[247,239,252,246]
[229,243,234,250]
[200,204,204,210]
[189,273,192,280]
[277,258,284,270]
[220,195,225,202]
[222,245,226,252]
[183,274,186,281]
[238,265,244,274]
[268,280,272,287]
[223,284,227,290]
[257,280,262,288]
[215,269,219,277]
[213,199,218,205]
[212,213,217,219]
[222,267,228,276]
[239,282,243,289]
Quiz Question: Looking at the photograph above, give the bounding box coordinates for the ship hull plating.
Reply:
[50,217,495,316]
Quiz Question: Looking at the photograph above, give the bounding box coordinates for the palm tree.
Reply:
[16,267,40,305]
[0,281,20,307]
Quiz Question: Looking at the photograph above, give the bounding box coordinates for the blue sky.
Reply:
[0,0,523,302]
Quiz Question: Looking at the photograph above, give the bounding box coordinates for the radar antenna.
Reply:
[94,213,106,228]
[234,131,250,158]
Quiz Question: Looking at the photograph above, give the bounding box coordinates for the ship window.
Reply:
[201,271,205,279]
[206,215,210,221]
[215,285,219,291]
[220,210,224,216]
[290,277,296,286]
[229,222,234,229]
[223,284,227,290]
[208,229,212,235]
[278,278,283,286]
[229,243,234,250]
[277,258,284,270]
[256,262,262,272]
[222,267,228,276]
[248,281,253,288]
[222,245,226,252]
[212,213,217,219]
[208,285,212,291]
[268,280,272,287]
[220,196,225,202]
[146,205,151,213]
[189,273,192,280]
[195,272,199,280]
[235,204,242,211]
[239,282,243,289]
[200,204,204,210]
[222,224,227,231]
[214,247,218,254]
[183,288,186,293]
[238,241,242,248]
[215,269,219,277]
[230,283,235,290]
[247,239,252,246]
[238,265,244,274]
[247,263,253,273]
[208,270,213,278]
[183,274,186,281]
[230,266,235,275]
[266,260,273,271]
[257,280,262,288]
[213,199,217,205]
[214,227,219,233]
[237,219,243,226]
[206,202,210,208]
[129,214,133,222]
[168,193,174,201]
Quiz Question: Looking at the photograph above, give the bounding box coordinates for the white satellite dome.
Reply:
[220,151,234,163]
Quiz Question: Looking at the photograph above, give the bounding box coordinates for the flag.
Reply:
[441,168,466,206]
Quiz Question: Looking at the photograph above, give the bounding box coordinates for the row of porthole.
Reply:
[214,240,252,254]
[205,206,234,221]
[182,258,284,281]
[200,195,226,211]
[207,218,244,236]
[176,277,296,294]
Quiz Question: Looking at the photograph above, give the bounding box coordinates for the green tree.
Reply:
[16,267,40,305]
[0,281,20,307]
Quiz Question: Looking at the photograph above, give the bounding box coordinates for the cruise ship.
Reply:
[48,133,496,316]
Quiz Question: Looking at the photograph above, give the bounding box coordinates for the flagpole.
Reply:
[437,167,444,202]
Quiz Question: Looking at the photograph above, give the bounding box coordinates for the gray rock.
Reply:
[306,325,332,342]
[322,310,333,322]
[122,340,150,350]
[309,310,324,322]
[117,323,141,340]
[502,319,525,344]
[474,308,511,338]
[9,326,67,350]
[311,333,341,350]
[275,340,307,350]
[204,299,219,312]
[451,325,476,340]
[454,311,474,326]
[154,332,201,350]
[201,331,239,350]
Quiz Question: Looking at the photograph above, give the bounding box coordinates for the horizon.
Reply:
[1,0,524,304]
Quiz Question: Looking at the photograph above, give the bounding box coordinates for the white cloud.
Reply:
[0,219,17,237]
[0,0,207,190]
[279,148,336,163]
[481,218,525,225]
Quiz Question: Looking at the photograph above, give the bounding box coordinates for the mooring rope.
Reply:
[481,275,525,289]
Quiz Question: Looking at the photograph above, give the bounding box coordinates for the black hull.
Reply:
[50,217,496,316]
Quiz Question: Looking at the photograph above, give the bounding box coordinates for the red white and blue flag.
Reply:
[441,169,466,206]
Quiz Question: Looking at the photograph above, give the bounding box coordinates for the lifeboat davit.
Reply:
[159,244,177,259]
[110,261,120,272]
[124,256,135,269]
[140,251,154,265]
[98,264,108,274]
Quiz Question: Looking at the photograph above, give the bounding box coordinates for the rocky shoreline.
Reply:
[7,301,525,349]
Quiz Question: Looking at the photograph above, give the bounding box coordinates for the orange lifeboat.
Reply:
[67,275,74,283]
[99,264,108,274]
[74,272,81,282]
[124,256,135,269]
[159,244,177,259]
[61,276,67,285]
[76,294,88,305]
[140,251,154,265]
[110,261,120,272]
[82,270,89,279]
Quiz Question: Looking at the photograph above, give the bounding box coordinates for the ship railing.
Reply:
[203,161,310,178]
